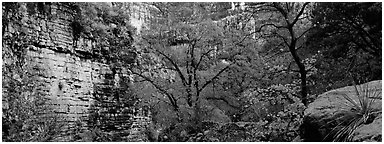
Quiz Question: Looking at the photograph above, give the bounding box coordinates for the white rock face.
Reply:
[128,3,151,35]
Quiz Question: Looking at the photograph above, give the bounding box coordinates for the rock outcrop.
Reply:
[301,80,382,142]
[2,2,151,141]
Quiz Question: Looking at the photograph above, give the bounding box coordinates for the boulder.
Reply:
[301,80,381,142]
[353,114,382,142]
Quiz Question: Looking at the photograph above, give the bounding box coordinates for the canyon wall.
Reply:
[3,2,151,140]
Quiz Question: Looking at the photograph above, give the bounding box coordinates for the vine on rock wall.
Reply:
[68,2,136,64]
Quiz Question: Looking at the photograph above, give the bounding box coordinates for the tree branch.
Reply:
[296,26,314,40]
[274,33,290,47]
[198,64,232,93]
[195,49,215,71]
[292,2,310,25]
[272,3,288,18]
[234,23,285,47]
[131,71,179,111]
[153,48,188,87]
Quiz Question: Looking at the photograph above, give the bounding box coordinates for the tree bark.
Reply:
[288,40,308,106]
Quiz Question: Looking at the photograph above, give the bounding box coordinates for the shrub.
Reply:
[2,61,66,142]
[240,83,305,141]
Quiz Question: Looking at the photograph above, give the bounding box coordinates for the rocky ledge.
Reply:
[301,80,381,142]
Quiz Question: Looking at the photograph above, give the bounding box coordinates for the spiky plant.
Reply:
[323,82,381,142]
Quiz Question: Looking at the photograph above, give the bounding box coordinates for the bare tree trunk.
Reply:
[275,2,310,106]
[288,29,308,106]
[193,99,203,131]
[299,64,308,106]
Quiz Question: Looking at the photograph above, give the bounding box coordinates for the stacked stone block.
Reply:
[3,2,152,141]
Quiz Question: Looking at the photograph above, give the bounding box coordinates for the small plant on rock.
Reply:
[324,82,381,142]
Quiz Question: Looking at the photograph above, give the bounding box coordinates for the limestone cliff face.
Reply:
[127,2,152,35]
[3,2,150,140]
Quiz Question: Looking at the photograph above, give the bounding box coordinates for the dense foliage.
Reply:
[307,2,381,94]
[68,2,136,64]
[134,2,381,142]
[133,2,241,129]
[2,2,381,142]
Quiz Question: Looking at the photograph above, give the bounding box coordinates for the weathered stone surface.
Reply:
[301,80,382,142]
[353,114,382,142]
[3,2,153,141]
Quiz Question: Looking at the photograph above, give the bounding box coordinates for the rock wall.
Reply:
[26,46,108,122]
[3,2,151,141]
[127,2,152,35]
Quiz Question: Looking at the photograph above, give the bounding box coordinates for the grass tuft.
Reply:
[323,82,381,142]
